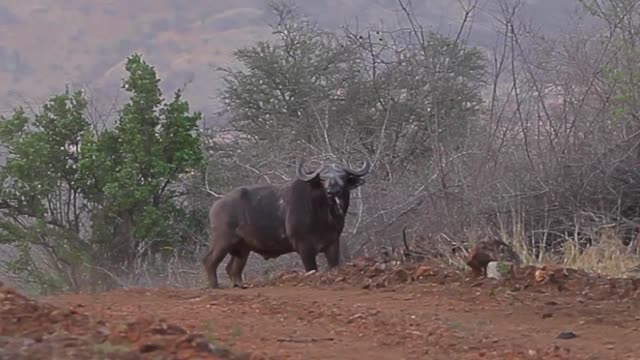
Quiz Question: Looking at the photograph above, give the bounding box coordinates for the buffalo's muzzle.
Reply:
[327,189,342,198]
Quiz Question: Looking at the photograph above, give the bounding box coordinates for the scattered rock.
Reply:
[139,342,163,353]
[148,321,188,336]
[486,261,515,280]
[249,351,271,360]
[392,268,411,283]
[557,331,577,340]
[347,313,364,323]
[414,265,432,279]
[535,269,548,283]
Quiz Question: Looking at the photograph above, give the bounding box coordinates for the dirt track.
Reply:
[4,260,640,359]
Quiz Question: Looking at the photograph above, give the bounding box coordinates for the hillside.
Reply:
[0,0,581,117]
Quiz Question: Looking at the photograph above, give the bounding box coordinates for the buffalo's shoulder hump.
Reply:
[239,187,251,198]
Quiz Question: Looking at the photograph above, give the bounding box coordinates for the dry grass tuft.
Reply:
[488,214,640,278]
[559,228,639,278]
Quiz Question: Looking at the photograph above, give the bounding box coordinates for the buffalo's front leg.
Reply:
[296,241,318,272]
[324,241,340,269]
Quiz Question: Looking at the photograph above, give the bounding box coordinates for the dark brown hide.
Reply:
[202,159,370,288]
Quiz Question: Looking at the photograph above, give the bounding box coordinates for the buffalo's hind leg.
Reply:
[225,247,250,289]
[202,237,233,289]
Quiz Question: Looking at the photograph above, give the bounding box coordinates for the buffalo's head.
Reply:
[295,157,371,203]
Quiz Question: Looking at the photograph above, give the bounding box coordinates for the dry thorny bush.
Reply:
[197,0,640,281]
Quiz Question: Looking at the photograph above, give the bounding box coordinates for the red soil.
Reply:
[3,258,640,359]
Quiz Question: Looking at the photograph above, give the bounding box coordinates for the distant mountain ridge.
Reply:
[0,0,580,117]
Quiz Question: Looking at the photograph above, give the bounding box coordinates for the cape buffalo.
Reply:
[202,157,371,288]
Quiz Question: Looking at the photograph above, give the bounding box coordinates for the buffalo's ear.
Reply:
[306,175,324,190]
[307,174,322,184]
[345,176,365,190]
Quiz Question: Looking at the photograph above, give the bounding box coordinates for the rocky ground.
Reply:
[2,258,640,359]
[0,281,258,359]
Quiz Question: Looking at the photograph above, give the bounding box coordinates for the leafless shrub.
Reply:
[191,0,640,279]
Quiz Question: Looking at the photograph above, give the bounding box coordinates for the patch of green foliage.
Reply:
[0,54,208,293]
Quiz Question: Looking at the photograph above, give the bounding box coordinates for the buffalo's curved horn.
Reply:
[296,157,324,181]
[344,158,371,177]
